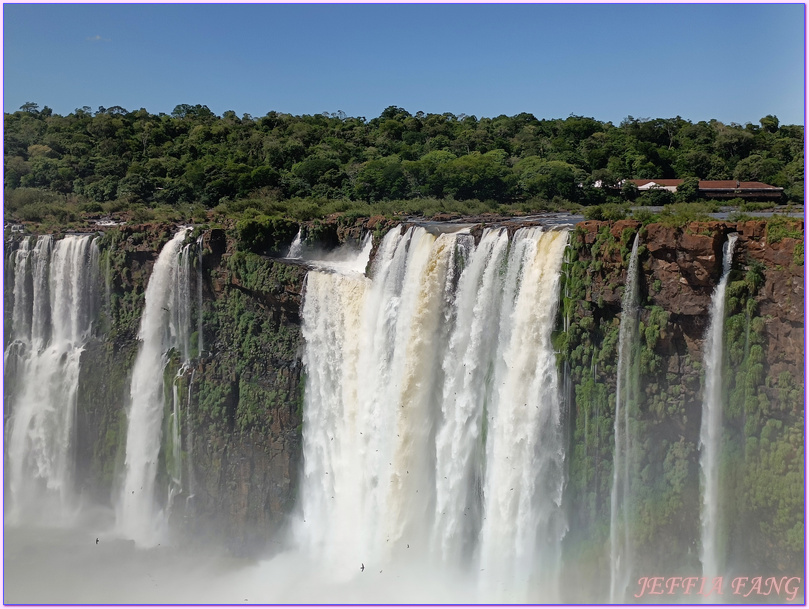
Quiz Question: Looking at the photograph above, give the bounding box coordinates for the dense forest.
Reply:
[3,103,804,227]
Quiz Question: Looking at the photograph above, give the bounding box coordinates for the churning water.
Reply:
[298,226,568,602]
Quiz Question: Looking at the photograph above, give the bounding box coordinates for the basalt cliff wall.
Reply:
[6,216,803,574]
[559,218,803,594]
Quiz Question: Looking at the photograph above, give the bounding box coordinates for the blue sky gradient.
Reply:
[3,3,805,125]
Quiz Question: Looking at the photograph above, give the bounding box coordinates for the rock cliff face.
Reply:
[182,229,306,554]
[9,216,804,574]
[560,218,803,593]
[72,224,307,554]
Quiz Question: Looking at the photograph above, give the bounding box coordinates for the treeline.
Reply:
[3,103,804,215]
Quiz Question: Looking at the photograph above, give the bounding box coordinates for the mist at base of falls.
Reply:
[4,519,539,604]
[11,505,539,604]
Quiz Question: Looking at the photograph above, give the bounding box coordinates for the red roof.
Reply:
[628,179,781,190]
[699,180,781,190]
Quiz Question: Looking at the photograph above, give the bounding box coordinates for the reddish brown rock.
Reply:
[609,219,641,239]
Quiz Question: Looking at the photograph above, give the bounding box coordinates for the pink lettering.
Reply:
[705,577,723,596]
[731,577,748,595]
[634,577,650,598]
[682,577,700,594]
[633,575,801,601]
[649,577,665,595]
[784,577,801,602]
[743,576,763,597]
[763,576,782,596]
[665,577,683,594]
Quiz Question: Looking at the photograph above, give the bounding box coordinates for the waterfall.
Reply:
[609,232,641,603]
[185,368,197,512]
[166,242,195,513]
[433,228,509,565]
[298,225,568,601]
[196,234,204,356]
[116,227,191,546]
[699,233,738,579]
[4,234,100,523]
[287,228,303,258]
[104,245,112,320]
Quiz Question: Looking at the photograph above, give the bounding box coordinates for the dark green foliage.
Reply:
[193,252,306,436]
[4,107,804,230]
[719,256,804,571]
[637,188,675,206]
[675,176,700,202]
[655,202,718,227]
[583,203,628,221]
[235,215,298,255]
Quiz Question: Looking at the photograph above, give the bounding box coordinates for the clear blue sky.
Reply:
[3,3,805,125]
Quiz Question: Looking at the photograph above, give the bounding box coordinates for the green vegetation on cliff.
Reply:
[721,260,804,569]
[557,219,803,583]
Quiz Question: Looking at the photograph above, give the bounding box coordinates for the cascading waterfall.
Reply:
[173,242,194,363]
[116,227,191,546]
[184,367,197,512]
[4,234,100,523]
[478,228,568,600]
[609,232,641,603]
[433,228,508,565]
[699,233,738,580]
[167,242,195,512]
[104,244,112,318]
[299,225,568,601]
[287,228,303,258]
[196,234,205,356]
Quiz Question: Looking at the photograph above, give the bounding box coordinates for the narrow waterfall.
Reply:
[287,228,303,258]
[116,227,191,546]
[173,243,194,362]
[167,242,195,512]
[4,234,100,523]
[299,225,568,601]
[609,232,641,603]
[196,234,205,356]
[184,368,197,512]
[699,233,738,579]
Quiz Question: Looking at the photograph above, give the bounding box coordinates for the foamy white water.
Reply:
[478,228,568,600]
[4,234,100,523]
[699,233,738,580]
[610,232,641,603]
[286,228,303,258]
[116,227,191,546]
[307,232,374,275]
[196,234,205,356]
[299,225,569,602]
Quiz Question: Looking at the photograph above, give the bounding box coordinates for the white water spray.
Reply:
[4,234,100,523]
[287,228,303,258]
[699,233,738,579]
[299,225,569,602]
[433,228,509,564]
[196,234,205,356]
[477,228,568,600]
[610,232,641,603]
[116,227,191,546]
